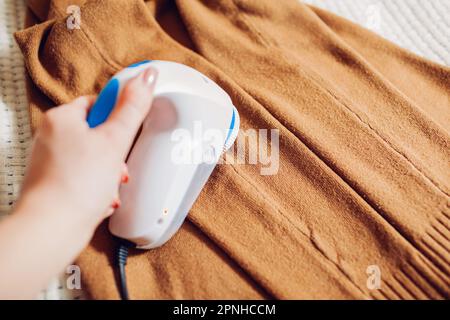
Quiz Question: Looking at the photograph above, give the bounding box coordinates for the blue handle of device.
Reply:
[87,60,153,128]
[86,78,120,128]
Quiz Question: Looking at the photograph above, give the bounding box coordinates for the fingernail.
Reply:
[121,163,129,184]
[112,199,121,209]
[142,67,157,86]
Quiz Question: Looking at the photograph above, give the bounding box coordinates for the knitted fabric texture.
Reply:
[305,0,450,66]
[15,0,450,299]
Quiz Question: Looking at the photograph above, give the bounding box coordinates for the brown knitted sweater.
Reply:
[15,0,450,299]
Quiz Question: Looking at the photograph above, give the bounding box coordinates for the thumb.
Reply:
[58,95,97,119]
[101,67,158,157]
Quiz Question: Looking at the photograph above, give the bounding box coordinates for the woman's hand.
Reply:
[20,67,158,229]
[0,67,158,299]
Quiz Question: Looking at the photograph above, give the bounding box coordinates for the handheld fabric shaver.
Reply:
[87,60,239,249]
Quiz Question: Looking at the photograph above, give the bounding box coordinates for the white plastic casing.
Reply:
[104,61,239,249]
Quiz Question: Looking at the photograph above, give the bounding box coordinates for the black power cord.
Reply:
[114,237,135,300]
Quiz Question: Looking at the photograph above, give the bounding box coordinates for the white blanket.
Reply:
[304,0,450,66]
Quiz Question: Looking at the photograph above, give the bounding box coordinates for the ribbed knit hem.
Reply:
[367,203,450,300]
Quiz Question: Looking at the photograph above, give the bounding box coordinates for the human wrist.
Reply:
[15,186,100,235]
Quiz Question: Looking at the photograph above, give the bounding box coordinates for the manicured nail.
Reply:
[112,199,121,209]
[142,67,157,86]
[121,163,129,184]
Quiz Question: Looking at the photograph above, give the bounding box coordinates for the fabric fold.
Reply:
[15,0,450,299]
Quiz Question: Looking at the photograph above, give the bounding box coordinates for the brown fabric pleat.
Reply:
[15,0,450,299]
